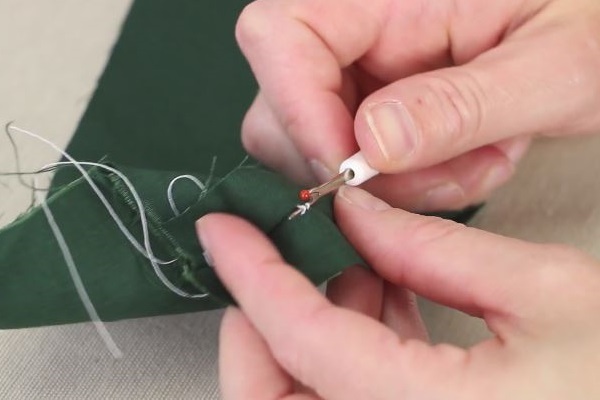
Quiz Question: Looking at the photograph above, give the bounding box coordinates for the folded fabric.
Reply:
[0,0,478,330]
[0,162,362,329]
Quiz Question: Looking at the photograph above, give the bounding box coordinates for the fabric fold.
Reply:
[0,163,362,329]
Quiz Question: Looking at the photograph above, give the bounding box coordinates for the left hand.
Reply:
[196,186,600,400]
[197,212,429,400]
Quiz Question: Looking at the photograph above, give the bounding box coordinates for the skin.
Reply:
[198,189,600,399]
[197,0,600,397]
[237,0,600,211]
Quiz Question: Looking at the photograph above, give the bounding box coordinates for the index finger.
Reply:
[235,0,526,175]
[235,0,388,171]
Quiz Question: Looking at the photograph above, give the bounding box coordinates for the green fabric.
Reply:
[0,0,477,329]
[0,163,361,329]
[0,0,365,329]
[53,0,255,186]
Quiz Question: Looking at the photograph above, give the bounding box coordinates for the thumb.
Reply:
[354,27,600,173]
[334,186,581,336]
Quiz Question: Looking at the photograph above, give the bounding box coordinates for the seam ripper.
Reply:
[288,151,379,219]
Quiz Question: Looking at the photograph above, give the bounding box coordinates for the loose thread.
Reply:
[167,156,217,216]
[204,156,218,190]
[35,181,123,359]
[7,124,208,300]
[6,124,165,266]
[4,121,36,191]
[41,161,209,299]
[288,202,312,220]
[1,124,223,357]
[42,162,174,266]
[167,175,207,216]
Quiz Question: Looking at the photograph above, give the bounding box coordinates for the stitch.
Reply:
[8,124,209,299]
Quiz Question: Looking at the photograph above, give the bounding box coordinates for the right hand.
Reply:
[236,0,600,211]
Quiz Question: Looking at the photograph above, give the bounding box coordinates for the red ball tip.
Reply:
[299,189,312,202]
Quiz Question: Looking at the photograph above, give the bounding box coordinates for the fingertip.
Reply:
[335,186,401,237]
[195,212,232,249]
[195,211,230,228]
[235,1,273,54]
[195,213,285,298]
[494,136,531,165]
[195,213,217,248]
[195,213,267,249]
[336,186,392,211]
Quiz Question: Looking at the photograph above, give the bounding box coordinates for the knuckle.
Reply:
[543,243,591,266]
[418,71,485,149]
[240,110,263,157]
[275,97,306,139]
[551,15,600,132]
[280,109,303,139]
[575,19,600,89]
[575,14,600,63]
[519,242,600,323]
[405,215,467,249]
[566,17,600,79]
[529,243,595,290]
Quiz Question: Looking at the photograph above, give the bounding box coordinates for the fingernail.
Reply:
[422,182,466,210]
[479,163,513,194]
[202,249,214,268]
[196,219,214,267]
[496,138,531,165]
[338,186,391,211]
[309,159,334,183]
[365,101,419,161]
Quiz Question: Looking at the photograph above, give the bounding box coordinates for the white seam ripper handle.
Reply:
[339,152,379,186]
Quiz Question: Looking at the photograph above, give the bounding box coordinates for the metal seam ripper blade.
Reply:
[288,151,380,220]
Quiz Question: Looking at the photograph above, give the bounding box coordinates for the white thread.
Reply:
[42,160,208,299]
[36,182,123,359]
[167,174,206,216]
[44,161,172,266]
[295,202,311,216]
[8,124,165,265]
[9,125,208,299]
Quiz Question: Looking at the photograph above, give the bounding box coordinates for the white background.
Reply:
[1,1,599,398]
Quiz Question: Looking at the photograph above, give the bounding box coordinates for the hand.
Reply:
[197,186,600,399]
[236,0,600,211]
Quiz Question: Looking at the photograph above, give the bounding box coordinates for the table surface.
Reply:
[1,1,599,398]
